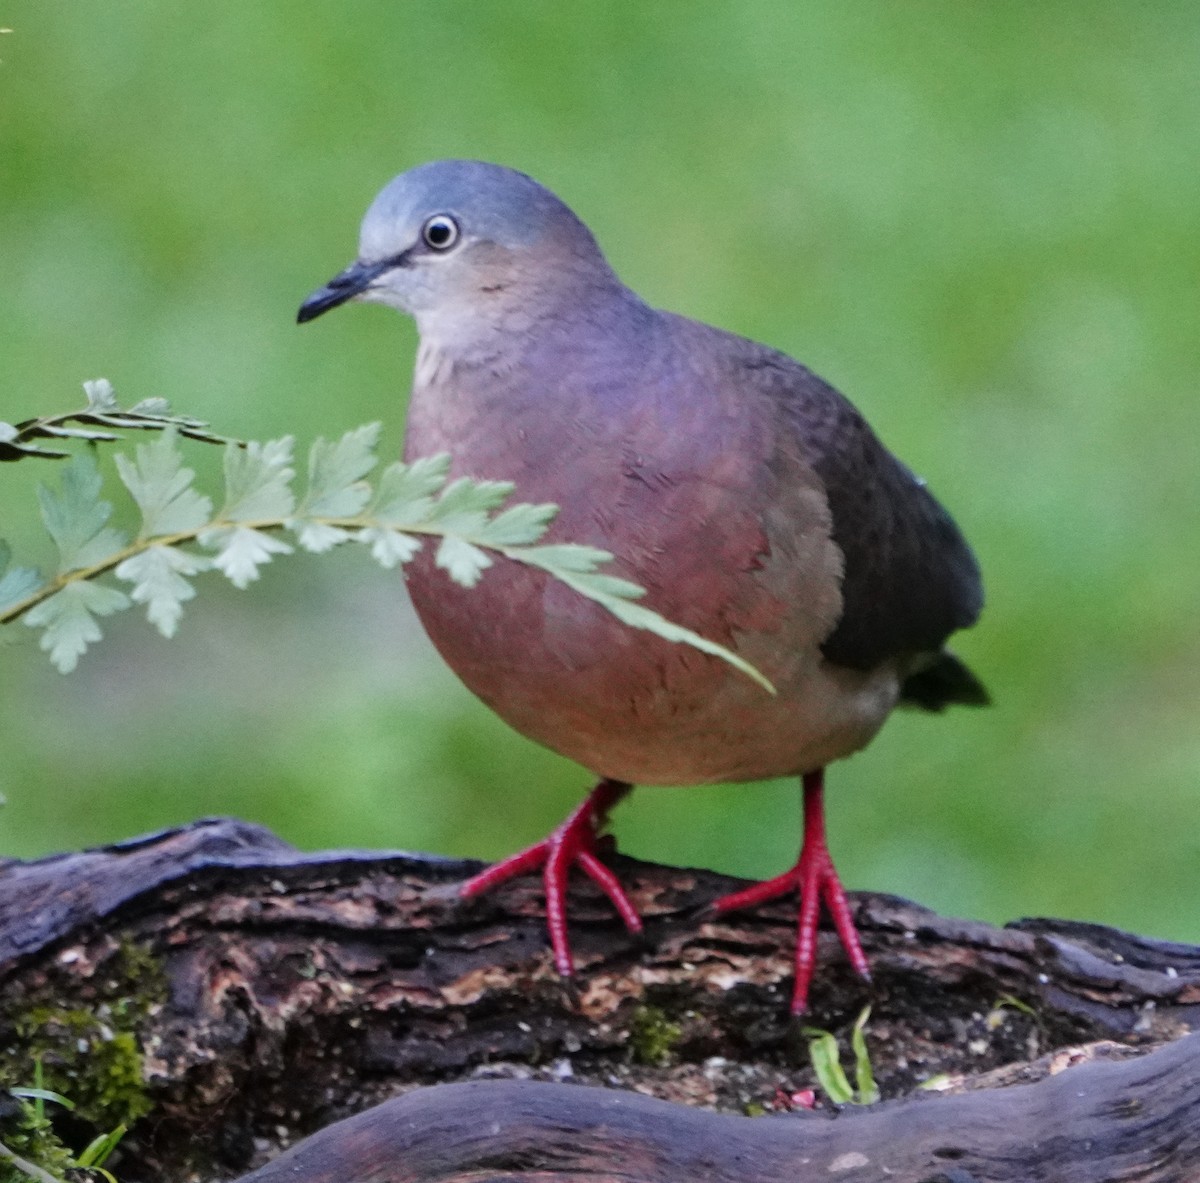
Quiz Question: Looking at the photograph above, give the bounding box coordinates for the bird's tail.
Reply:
[899,651,990,712]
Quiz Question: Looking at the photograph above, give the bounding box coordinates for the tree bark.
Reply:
[2,818,1198,1182]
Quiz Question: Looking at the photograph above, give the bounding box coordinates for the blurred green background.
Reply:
[1,3,1197,942]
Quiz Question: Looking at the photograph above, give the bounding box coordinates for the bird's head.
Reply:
[298,160,617,339]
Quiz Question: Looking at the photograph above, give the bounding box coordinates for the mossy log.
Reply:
[2,818,1198,1182]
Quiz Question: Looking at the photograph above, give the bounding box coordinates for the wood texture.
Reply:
[239,1039,1200,1183]
[2,818,1198,1182]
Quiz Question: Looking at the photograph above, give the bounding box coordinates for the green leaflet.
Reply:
[36,452,126,573]
[0,542,43,613]
[115,546,209,637]
[299,423,380,518]
[24,580,131,673]
[115,429,213,537]
[220,436,296,521]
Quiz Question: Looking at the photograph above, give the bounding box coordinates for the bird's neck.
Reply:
[414,270,648,374]
[405,282,661,480]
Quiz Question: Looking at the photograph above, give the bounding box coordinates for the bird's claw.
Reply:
[712,770,870,1014]
[714,851,869,1014]
[459,779,640,976]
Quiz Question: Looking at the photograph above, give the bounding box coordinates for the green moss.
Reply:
[12,1012,152,1128]
[0,1099,78,1183]
[7,941,165,1126]
[0,940,167,1176]
[628,1005,682,1067]
[110,939,169,1011]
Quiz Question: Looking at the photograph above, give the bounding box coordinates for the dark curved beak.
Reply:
[297,258,391,323]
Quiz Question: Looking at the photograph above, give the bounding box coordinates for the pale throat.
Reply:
[411,287,560,385]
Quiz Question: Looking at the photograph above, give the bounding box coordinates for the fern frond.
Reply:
[0,387,774,691]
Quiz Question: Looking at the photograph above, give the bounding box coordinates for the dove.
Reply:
[299,160,986,1012]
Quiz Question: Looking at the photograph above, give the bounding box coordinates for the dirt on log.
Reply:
[2,817,1199,1182]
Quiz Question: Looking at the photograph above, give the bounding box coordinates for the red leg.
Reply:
[459,779,640,976]
[713,768,869,1014]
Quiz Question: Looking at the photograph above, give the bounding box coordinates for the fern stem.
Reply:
[2,513,772,693]
[0,529,203,625]
[2,516,541,626]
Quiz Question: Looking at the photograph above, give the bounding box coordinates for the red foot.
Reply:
[713,768,870,1014]
[459,779,641,976]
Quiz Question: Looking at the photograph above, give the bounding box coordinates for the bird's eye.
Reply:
[421,214,460,251]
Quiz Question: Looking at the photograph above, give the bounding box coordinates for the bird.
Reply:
[298,159,987,1013]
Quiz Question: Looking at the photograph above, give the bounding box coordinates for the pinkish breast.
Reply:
[397,333,887,784]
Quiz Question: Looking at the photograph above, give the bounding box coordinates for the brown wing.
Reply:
[748,352,984,673]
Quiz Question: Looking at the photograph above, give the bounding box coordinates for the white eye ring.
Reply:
[421,214,460,251]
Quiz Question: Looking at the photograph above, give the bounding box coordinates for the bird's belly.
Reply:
[405,554,898,786]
